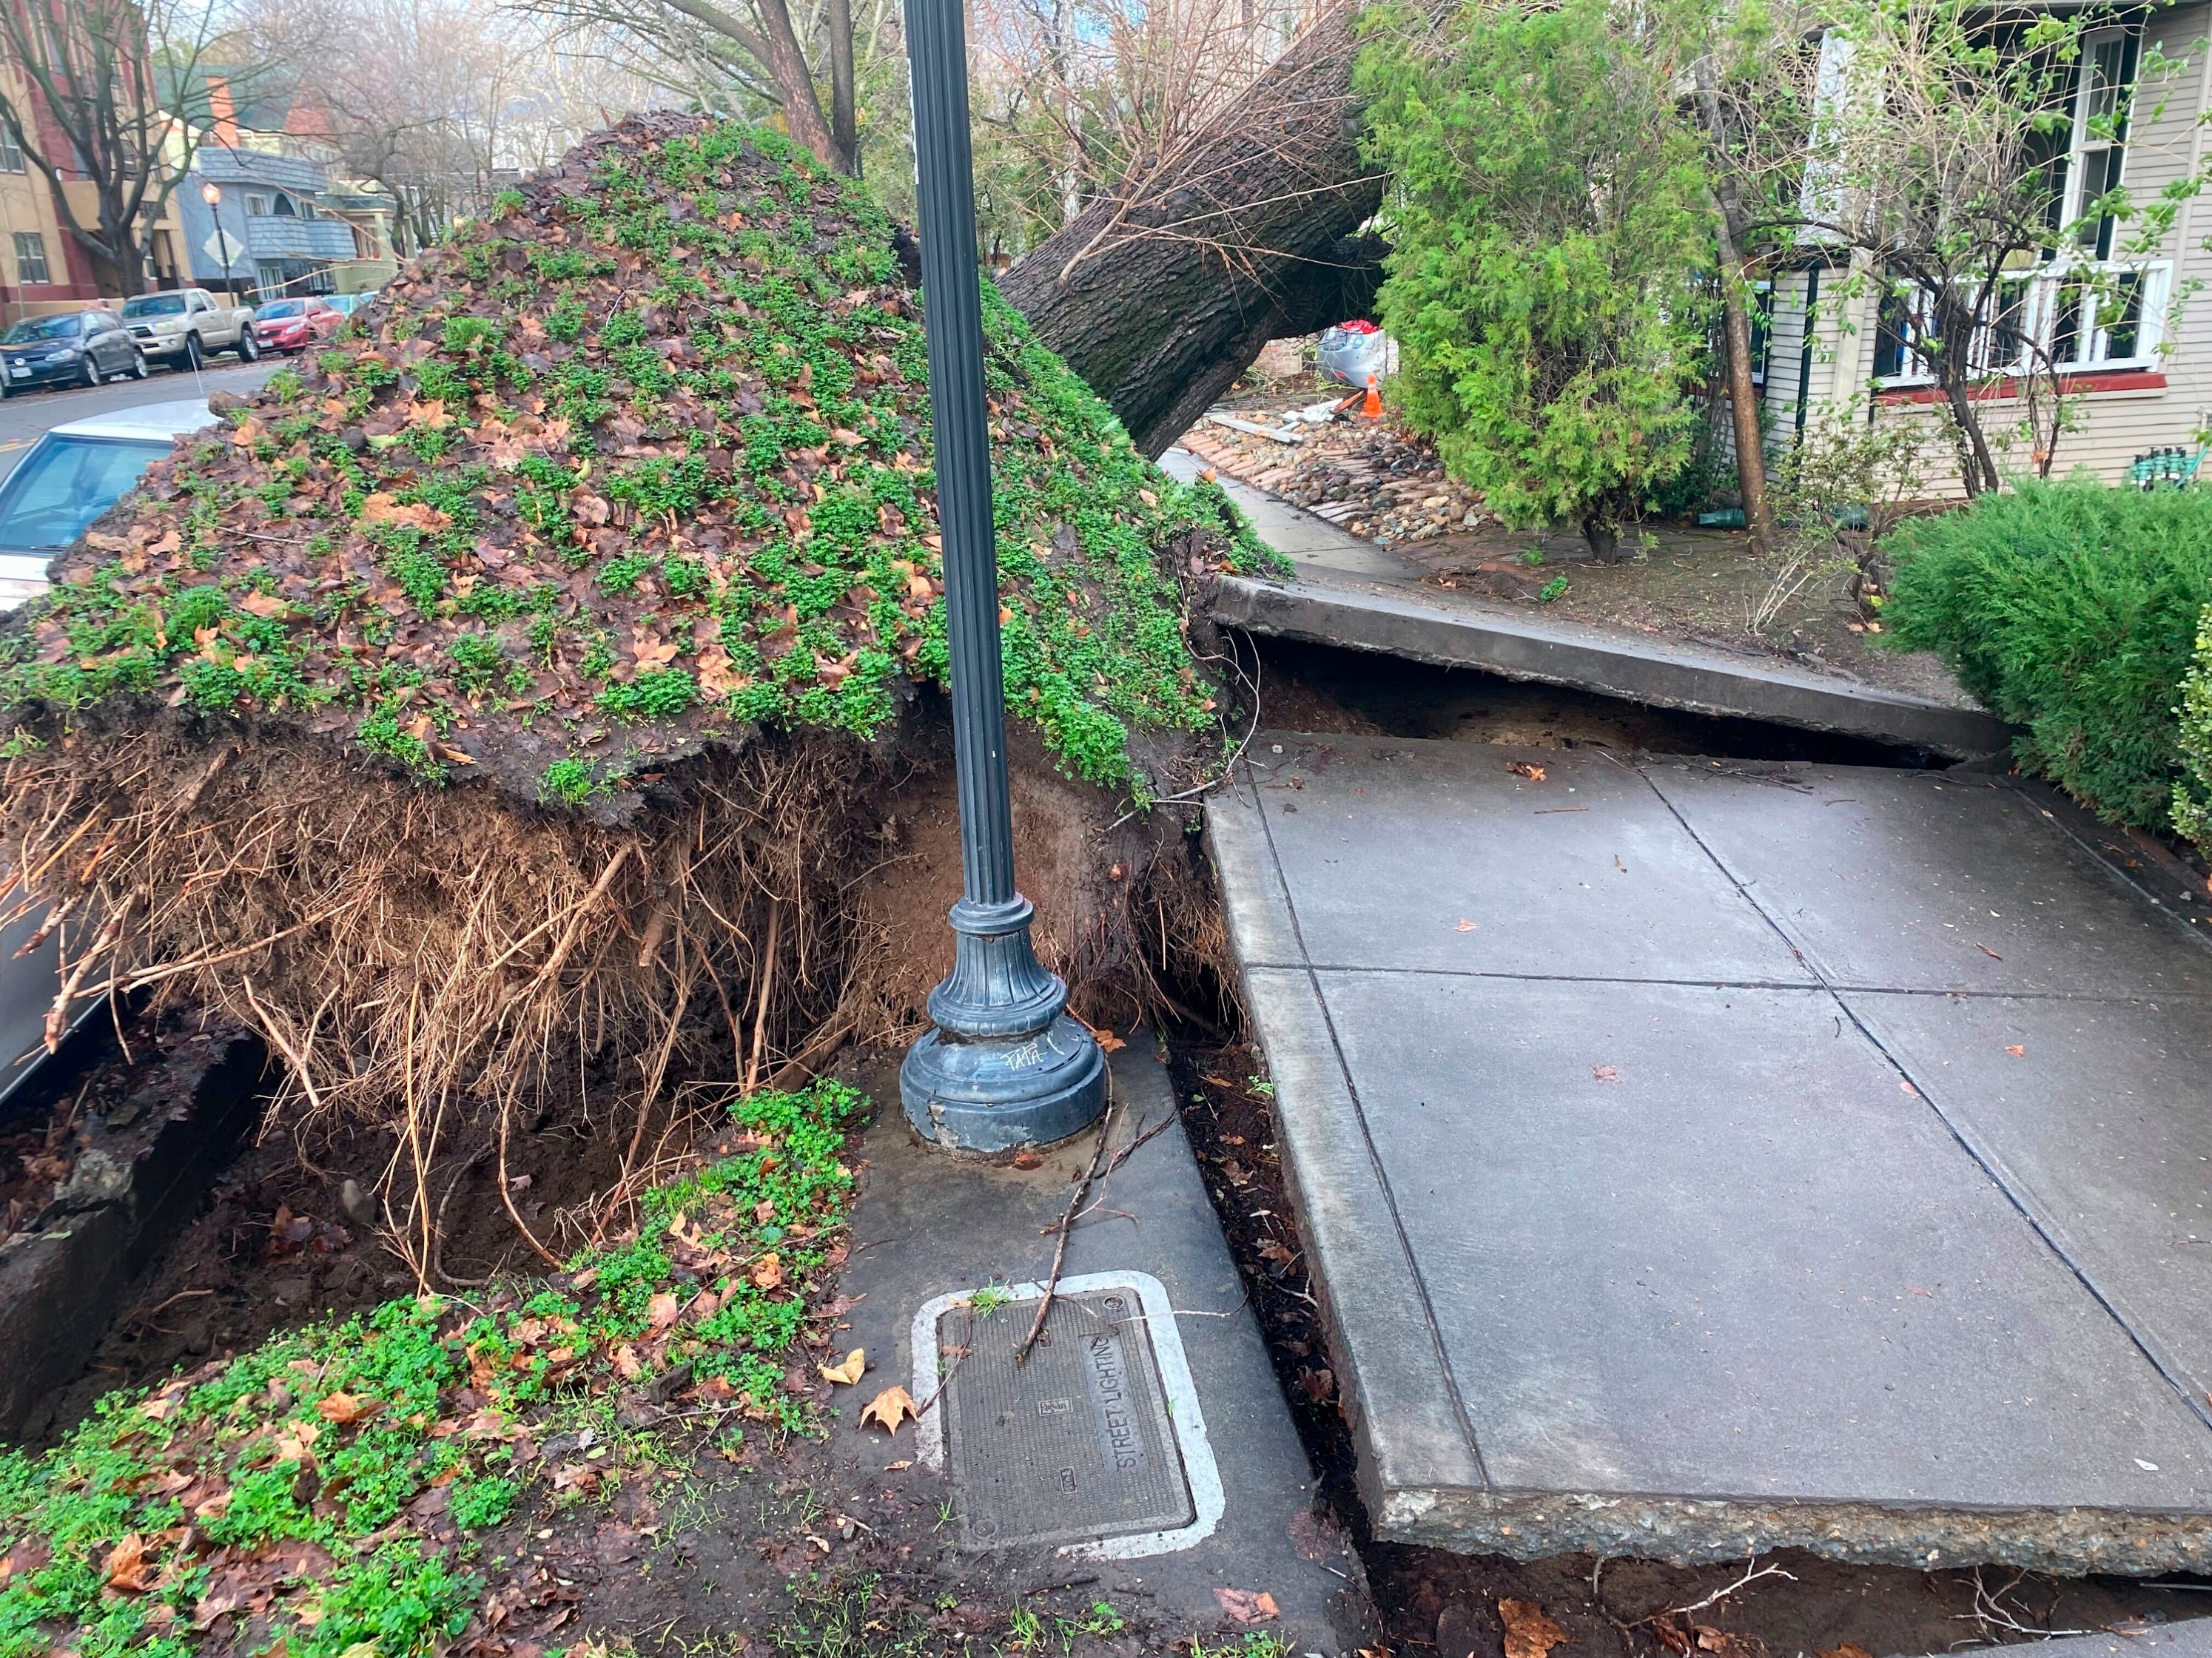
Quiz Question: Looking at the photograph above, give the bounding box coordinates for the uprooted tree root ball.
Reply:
[0,111,1265,1276]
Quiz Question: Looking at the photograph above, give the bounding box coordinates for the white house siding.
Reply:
[1762,1,2212,495]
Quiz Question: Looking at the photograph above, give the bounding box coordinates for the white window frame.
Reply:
[244,193,269,218]
[2032,257,2168,372]
[2061,27,2132,250]
[1869,259,2168,388]
[11,231,48,286]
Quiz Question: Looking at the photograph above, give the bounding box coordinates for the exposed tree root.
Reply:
[0,704,1234,1287]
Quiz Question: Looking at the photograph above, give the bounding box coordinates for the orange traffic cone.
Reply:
[1360,373,1383,419]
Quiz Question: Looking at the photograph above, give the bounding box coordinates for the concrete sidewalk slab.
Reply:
[1210,732,2212,1574]
[1644,763,2212,999]
[1162,444,2011,758]
[1892,1623,2212,1658]
[825,1045,1376,1652]
[1161,446,1416,579]
[1847,992,2212,1405]
[1209,573,2012,758]
[1245,739,1810,983]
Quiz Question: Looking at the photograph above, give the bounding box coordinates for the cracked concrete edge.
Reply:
[1203,774,1487,1523]
[1888,1624,2212,1658]
[1378,1483,2212,1574]
[1206,574,2014,759]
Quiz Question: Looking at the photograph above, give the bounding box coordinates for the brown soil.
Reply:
[1183,389,1980,711]
[18,1032,645,1444]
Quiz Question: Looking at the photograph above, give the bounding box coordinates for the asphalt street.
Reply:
[0,356,281,482]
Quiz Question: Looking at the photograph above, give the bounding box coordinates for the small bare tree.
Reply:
[1720,0,2206,495]
[0,0,253,296]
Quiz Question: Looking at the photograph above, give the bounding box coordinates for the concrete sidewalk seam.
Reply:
[1637,760,2212,1438]
[1223,961,2212,1003]
[2008,778,2212,956]
[1206,775,1489,1510]
[1250,775,1494,1490]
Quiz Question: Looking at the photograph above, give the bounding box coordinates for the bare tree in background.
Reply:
[511,0,906,176]
[0,0,249,295]
[1001,3,1388,454]
[969,0,1313,247]
[239,0,672,249]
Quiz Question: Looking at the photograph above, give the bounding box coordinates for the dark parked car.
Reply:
[0,310,146,394]
[253,295,346,354]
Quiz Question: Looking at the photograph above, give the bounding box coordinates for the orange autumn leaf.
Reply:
[315,1391,382,1425]
[360,492,450,533]
[750,1252,784,1291]
[819,1348,866,1386]
[1215,1588,1279,1625]
[859,1384,917,1435]
[646,1291,681,1330]
[1500,1599,1568,1658]
[104,1534,158,1594]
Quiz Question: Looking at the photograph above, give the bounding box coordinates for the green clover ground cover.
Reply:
[1,116,1274,807]
[0,1080,865,1658]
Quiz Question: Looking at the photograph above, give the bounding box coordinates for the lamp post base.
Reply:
[901,1011,1107,1154]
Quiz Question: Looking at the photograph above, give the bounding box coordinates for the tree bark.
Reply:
[1712,209,1777,550]
[998,4,1387,456]
[825,0,858,175]
[1694,55,1775,551]
[754,0,847,172]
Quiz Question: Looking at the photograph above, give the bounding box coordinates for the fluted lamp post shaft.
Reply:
[898,0,1106,1152]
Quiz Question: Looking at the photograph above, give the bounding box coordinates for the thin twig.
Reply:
[1633,1555,1797,1626]
[1015,1085,1118,1365]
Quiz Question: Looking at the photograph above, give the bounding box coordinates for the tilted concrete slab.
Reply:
[1892,1622,2212,1658]
[1160,445,2010,758]
[1208,573,2012,758]
[1209,733,2212,1572]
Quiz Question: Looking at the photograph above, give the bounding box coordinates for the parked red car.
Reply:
[252,296,345,354]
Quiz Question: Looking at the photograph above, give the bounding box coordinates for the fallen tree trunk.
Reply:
[999,5,1388,457]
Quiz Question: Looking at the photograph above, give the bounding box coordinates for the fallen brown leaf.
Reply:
[1818,1644,1875,1658]
[646,1291,681,1330]
[750,1252,785,1290]
[315,1391,382,1425]
[104,1533,158,1594]
[1507,761,1547,782]
[2005,1044,2026,1057]
[1500,1598,1568,1658]
[860,1384,918,1435]
[1215,1588,1280,1625]
[819,1348,866,1386]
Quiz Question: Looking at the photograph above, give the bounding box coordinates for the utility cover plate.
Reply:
[941,1286,1194,1550]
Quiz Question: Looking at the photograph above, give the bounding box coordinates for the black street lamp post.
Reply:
[899,0,1106,1153]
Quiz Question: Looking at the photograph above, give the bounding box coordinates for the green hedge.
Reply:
[1883,479,2212,834]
